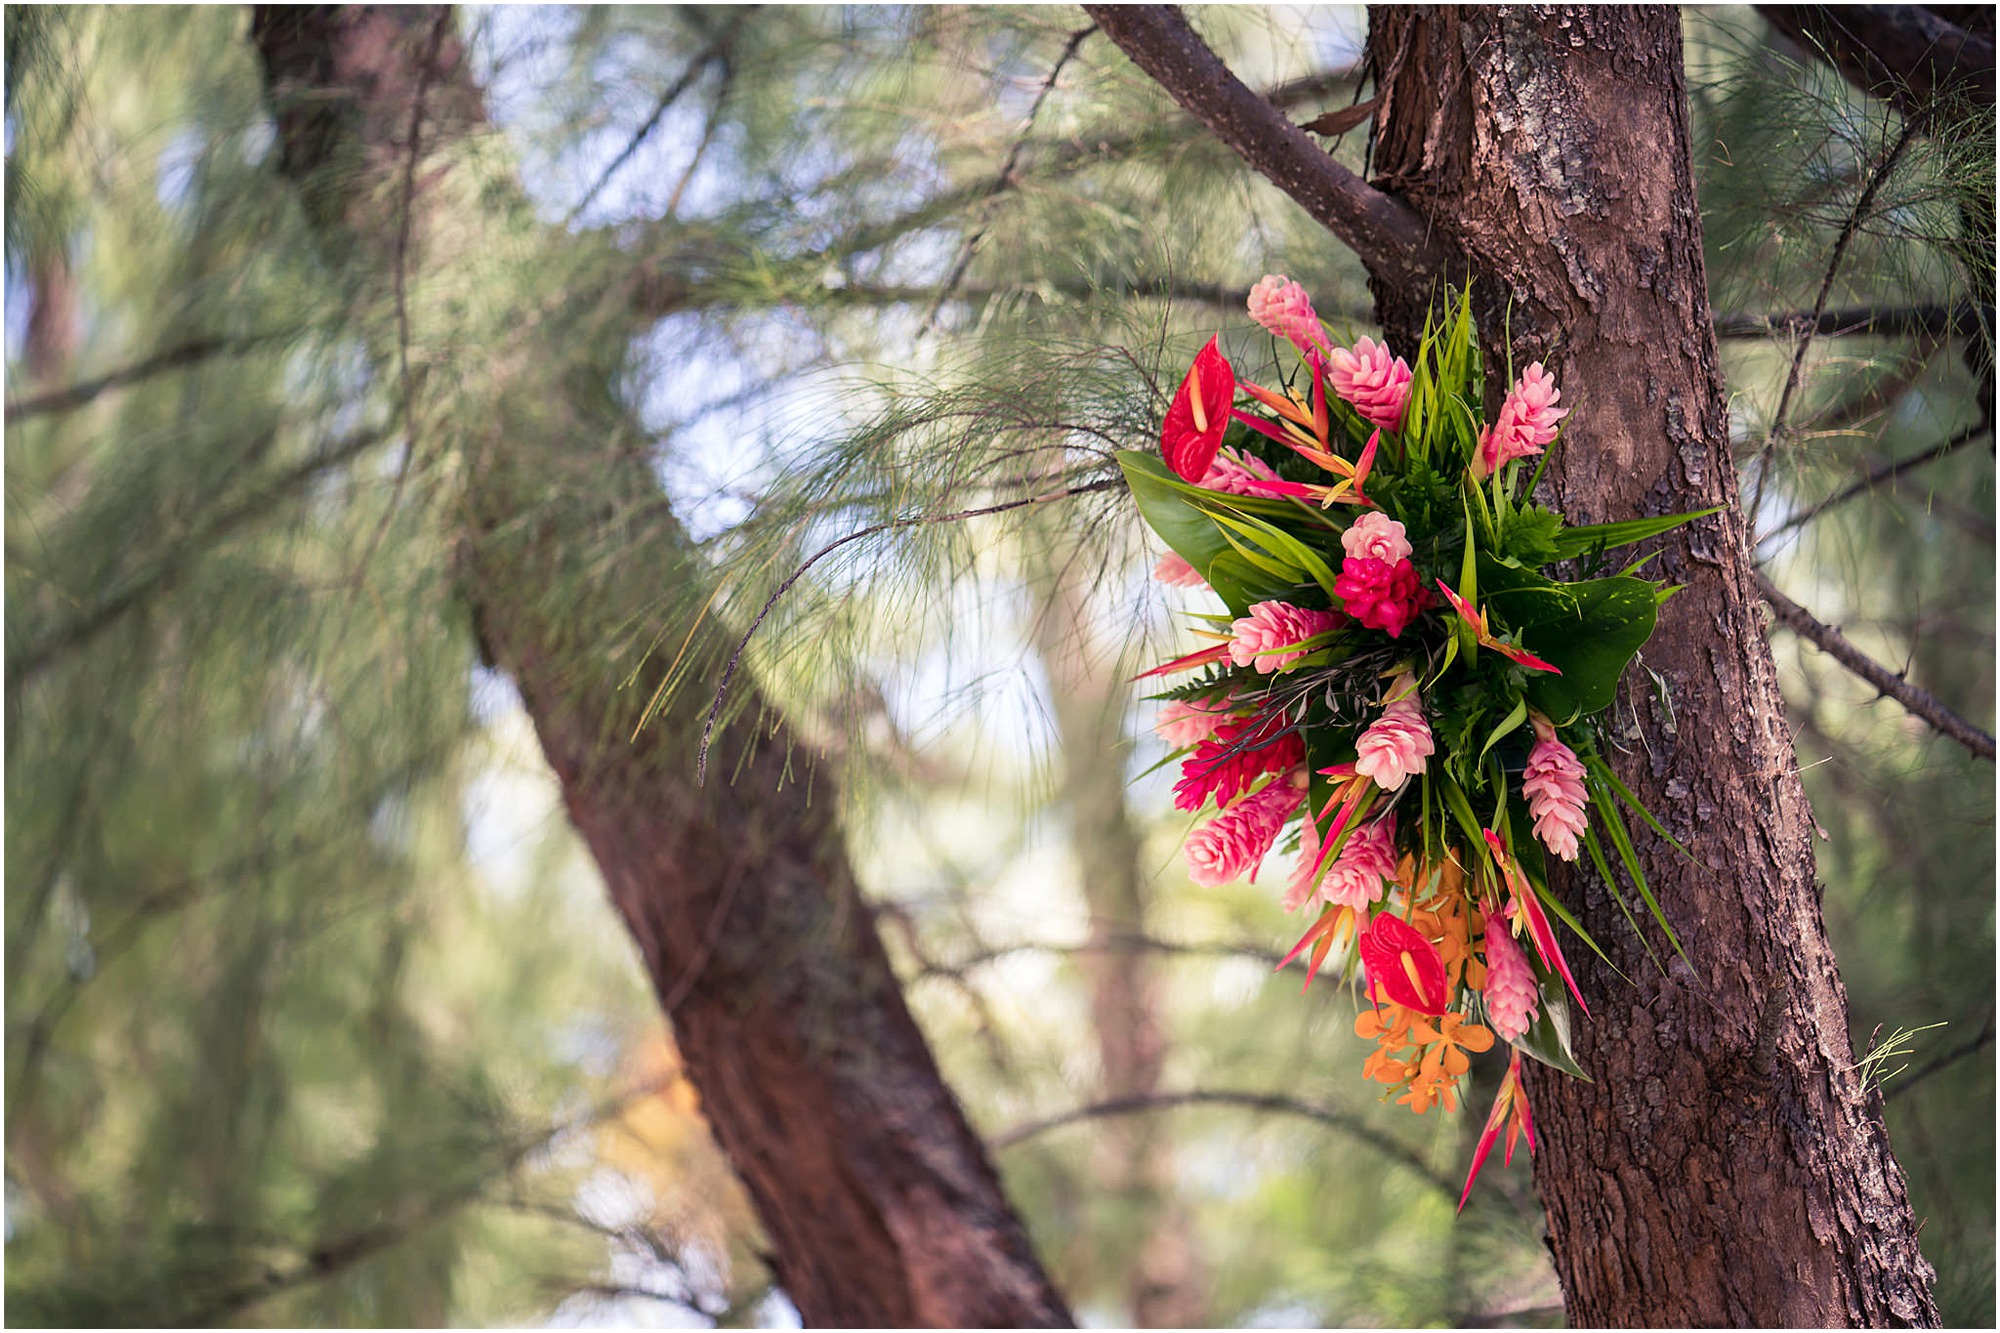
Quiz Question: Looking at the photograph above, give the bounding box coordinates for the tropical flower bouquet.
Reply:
[1123,279,1708,1204]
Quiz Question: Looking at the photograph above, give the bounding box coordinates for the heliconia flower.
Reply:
[1185,776,1304,886]
[1341,511,1412,565]
[1522,734,1589,861]
[1246,274,1329,354]
[1154,695,1235,747]
[1474,361,1569,479]
[1434,578,1562,674]
[1318,812,1399,911]
[1152,551,1207,588]
[1325,337,1413,432]
[1481,918,1541,1042]
[1334,555,1428,638]
[1354,681,1434,792]
[1173,713,1305,811]
[1161,336,1237,482]
[1229,600,1344,673]
[1459,1050,1536,1212]
[1197,448,1285,497]
[1359,910,1450,1015]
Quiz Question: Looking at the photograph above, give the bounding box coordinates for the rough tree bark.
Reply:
[1090,4,1939,1325]
[250,8,1070,1326]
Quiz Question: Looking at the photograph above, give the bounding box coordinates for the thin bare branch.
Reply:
[920,24,1095,337]
[1711,303,1988,341]
[4,335,278,420]
[1763,418,1991,539]
[1082,5,1456,289]
[1758,4,1995,127]
[990,1088,1458,1199]
[1758,571,1995,760]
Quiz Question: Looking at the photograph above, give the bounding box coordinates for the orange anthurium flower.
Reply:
[1434,578,1562,673]
[1162,336,1236,481]
[1359,911,1450,1015]
[1459,1050,1536,1211]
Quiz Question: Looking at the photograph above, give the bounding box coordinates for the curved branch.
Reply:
[1758,5,1994,127]
[991,1088,1458,1199]
[1081,5,1456,290]
[1757,571,1995,760]
[1763,418,1991,539]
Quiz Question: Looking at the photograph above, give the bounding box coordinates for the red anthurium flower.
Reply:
[1359,911,1450,1015]
[1162,336,1237,481]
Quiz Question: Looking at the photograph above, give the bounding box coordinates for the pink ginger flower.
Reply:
[1229,600,1344,673]
[1185,776,1304,886]
[1155,695,1234,747]
[1198,447,1285,497]
[1482,919,1541,1042]
[1476,362,1569,478]
[1317,812,1399,911]
[1341,511,1412,565]
[1334,556,1428,638]
[1153,551,1207,588]
[1354,681,1434,792]
[1246,274,1329,354]
[1326,337,1412,432]
[1522,733,1589,861]
[1173,713,1304,811]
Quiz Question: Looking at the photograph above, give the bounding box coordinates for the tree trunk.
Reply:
[250,7,1070,1326]
[1363,7,1938,1324]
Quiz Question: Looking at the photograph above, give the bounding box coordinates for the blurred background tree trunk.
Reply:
[249,6,1069,1325]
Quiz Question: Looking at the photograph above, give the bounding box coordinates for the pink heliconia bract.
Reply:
[1325,337,1413,432]
[1482,919,1541,1042]
[1198,448,1285,497]
[1341,511,1412,565]
[1153,551,1207,588]
[1155,696,1235,747]
[1246,275,1329,354]
[1521,734,1589,861]
[1476,362,1569,477]
[1354,689,1434,792]
[1185,777,1305,886]
[1229,600,1344,673]
[1318,812,1398,911]
[1173,714,1304,812]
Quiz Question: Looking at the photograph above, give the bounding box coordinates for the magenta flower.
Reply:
[1246,274,1329,355]
[1154,696,1235,747]
[1325,337,1412,432]
[1475,362,1568,478]
[1334,556,1428,638]
[1198,447,1287,497]
[1153,551,1207,588]
[1173,714,1305,811]
[1354,682,1434,792]
[1185,777,1304,886]
[1229,600,1344,673]
[1522,733,1589,861]
[1482,920,1541,1042]
[1341,511,1412,565]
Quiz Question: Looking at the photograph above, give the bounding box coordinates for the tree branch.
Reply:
[1757,571,1995,760]
[1082,5,1456,289]
[1711,303,1988,342]
[1884,1013,1995,1101]
[4,335,276,420]
[1757,5,1994,127]
[991,1088,1458,1199]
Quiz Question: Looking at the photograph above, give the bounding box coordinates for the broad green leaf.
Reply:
[1513,989,1590,1079]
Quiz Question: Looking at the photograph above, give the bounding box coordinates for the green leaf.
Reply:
[1437,772,1487,848]
[1478,697,1529,764]
[1497,504,1564,568]
[1513,989,1590,1079]
[1207,508,1340,601]
[1484,574,1661,721]
[1549,507,1722,561]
